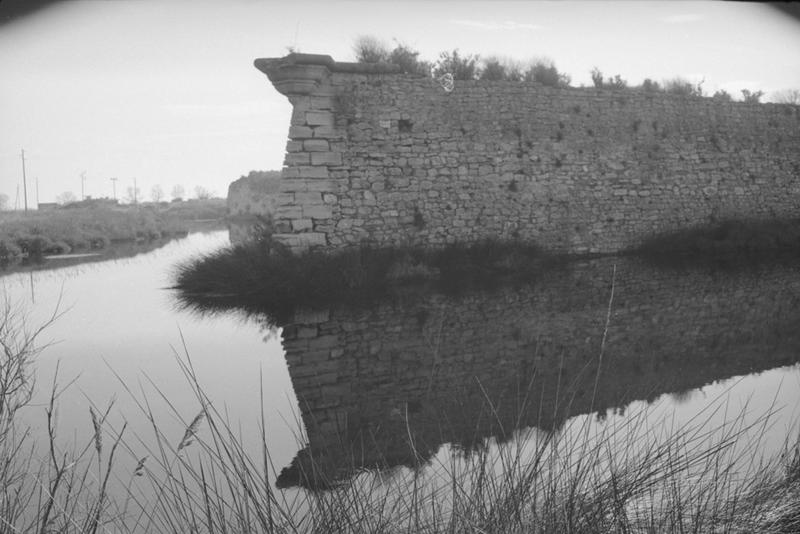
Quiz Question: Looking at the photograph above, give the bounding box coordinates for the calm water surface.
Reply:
[2,231,300,475]
[2,230,799,496]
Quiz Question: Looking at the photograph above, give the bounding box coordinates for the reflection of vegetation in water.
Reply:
[632,217,800,264]
[0,237,178,275]
[2,298,799,533]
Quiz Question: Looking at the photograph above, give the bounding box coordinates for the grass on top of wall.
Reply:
[172,236,558,325]
[631,218,800,264]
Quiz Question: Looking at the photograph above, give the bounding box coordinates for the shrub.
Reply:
[0,239,22,259]
[641,78,661,92]
[741,89,764,103]
[433,49,479,81]
[712,90,733,102]
[353,35,389,63]
[477,57,525,82]
[387,42,430,75]
[479,57,508,81]
[591,67,604,88]
[16,235,54,257]
[590,68,626,89]
[607,73,628,89]
[525,60,570,87]
[663,77,703,97]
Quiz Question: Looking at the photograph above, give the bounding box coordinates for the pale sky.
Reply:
[1,1,799,206]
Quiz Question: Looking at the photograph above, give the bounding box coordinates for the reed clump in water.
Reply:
[171,235,557,325]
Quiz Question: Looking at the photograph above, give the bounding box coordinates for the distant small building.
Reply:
[38,202,59,211]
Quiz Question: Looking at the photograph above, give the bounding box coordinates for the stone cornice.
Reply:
[254,53,402,96]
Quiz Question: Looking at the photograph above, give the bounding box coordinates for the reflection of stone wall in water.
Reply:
[276,259,800,489]
[249,53,800,254]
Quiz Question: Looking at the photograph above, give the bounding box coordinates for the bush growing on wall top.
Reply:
[353,35,389,63]
[741,89,764,103]
[712,90,733,102]
[353,36,431,75]
[433,49,480,81]
[388,43,432,76]
[349,35,796,104]
[525,60,571,88]
[479,57,512,81]
[641,78,661,92]
[663,77,704,97]
[590,67,628,89]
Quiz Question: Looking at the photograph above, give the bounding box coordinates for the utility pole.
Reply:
[110,177,117,201]
[35,177,39,207]
[81,171,86,200]
[20,149,28,212]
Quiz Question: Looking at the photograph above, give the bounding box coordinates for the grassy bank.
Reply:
[1,299,799,533]
[0,199,227,262]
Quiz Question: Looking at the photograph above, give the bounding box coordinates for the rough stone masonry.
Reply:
[233,52,800,254]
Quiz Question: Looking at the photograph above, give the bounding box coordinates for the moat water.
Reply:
[2,230,798,498]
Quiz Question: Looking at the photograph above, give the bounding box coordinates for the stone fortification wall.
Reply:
[250,53,800,254]
[275,259,800,488]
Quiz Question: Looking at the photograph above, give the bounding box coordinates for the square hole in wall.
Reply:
[398,119,413,133]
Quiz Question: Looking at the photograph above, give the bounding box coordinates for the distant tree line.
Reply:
[47,183,216,207]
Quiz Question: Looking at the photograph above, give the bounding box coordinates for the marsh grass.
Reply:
[175,217,800,327]
[2,294,800,532]
[171,238,558,325]
[103,354,800,534]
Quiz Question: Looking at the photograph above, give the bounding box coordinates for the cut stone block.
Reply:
[292,218,313,231]
[295,192,323,204]
[304,205,333,219]
[293,308,330,323]
[304,139,330,151]
[306,111,335,126]
[284,153,310,165]
[275,205,302,218]
[311,152,343,166]
[288,125,313,139]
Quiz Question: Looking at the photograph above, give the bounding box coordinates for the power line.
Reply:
[20,149,28,212]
